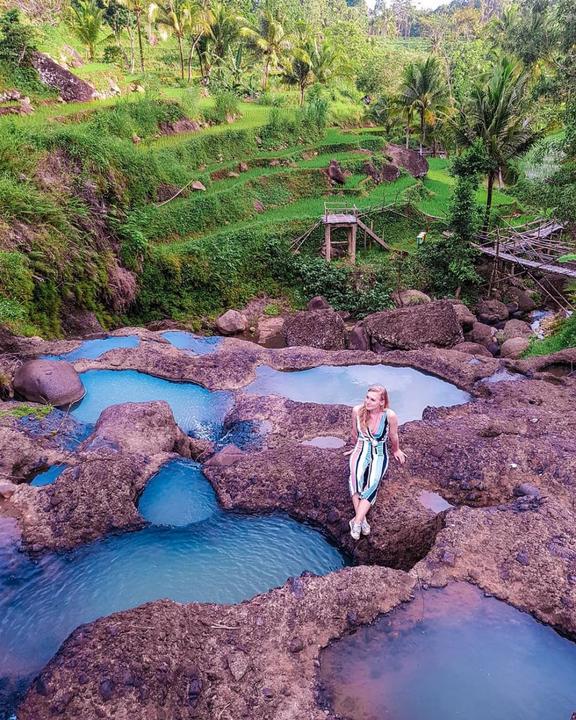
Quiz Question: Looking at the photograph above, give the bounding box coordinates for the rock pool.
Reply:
[29,465,67,488]
[0,460,345,717]
[161,330,222,354]
[72,370,233,437]
[319,582,576,720]
[244,364,470,423]
[42,335,140,361]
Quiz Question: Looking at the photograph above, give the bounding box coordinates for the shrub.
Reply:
[102,45,124,65]
[205,91,240,124]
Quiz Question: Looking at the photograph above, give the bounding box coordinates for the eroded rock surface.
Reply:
[19,567,415,720]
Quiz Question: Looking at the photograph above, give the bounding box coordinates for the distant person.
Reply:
[346,385,406,540]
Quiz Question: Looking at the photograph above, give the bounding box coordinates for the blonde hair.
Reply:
[358,385,389,432]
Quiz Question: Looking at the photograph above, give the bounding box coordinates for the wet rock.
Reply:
[385,144,428,178]
[347,323,369,351]
[31,52,97,102]
[392,289,431,307]
[452,303,476,331]
[453,342,492,358]
[326,160,346,184]
[502,319,533,341]
[476,299,509,325]
[363,301,463,351]
[500,337,529,359]
[283,309,346,350]
[13,360,84,407]
[216,310,248,335]
[307,296,332,311]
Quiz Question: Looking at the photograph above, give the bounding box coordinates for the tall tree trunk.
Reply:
[127,25,135,73]
[263,57,270,90]
[177,35,185,79]
[405,120,410,149]
[419,108,425,156]
[300,82,305,106]
[136,11,145,72]
[187,36,201,82]
[483,171,495,230]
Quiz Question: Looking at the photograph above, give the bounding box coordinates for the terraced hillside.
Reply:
[0,96,519,336]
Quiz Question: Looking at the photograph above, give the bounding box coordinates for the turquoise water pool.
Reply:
[72,370,233,438]
[319,582,576,720]
[0,460,345,717]
[244,364,470,424]
[29,465,67,488]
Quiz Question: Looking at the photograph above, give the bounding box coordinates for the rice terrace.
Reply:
[0,0,576,718]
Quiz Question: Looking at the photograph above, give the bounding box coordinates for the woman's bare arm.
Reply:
[344,406,360,455]
[388,410,406,464]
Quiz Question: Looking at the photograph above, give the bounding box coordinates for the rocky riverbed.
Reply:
[0,320,575,719]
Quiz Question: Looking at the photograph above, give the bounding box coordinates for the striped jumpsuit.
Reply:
[349,409,389,506]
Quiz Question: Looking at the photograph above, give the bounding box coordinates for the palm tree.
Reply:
[66,0,105,61]
[283,45,312,105]
[149,0,191,79]
[184,1,211,82]
[198,2,244,84]
[454,56,535,226]
[119,0,147,72]
[399,56,447,155]
[241,8,290,90]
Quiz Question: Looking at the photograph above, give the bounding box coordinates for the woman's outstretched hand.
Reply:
[393,449,407,464]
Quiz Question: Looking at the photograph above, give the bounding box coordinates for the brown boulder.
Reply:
[385,144,428,178]
[363,301,463,351]
[283,309,346,350]
[31,52,97,102]
[363,161,381,183]
[256,317,286,348]
[467,321,496,348]
[504,286,537,313]
[159,118,200,135]
[216,310,248,336]
[60,307,103,337]
[347,323,369,351]
[81,401,203,457]
[191,181,206,191]
[476,298,509,325]
[452,303,476,331]
[13,360,84,407]
[326,160,346,185]
[500,337,530,359]
[453,341,492,358]
[381,163,400,182]
[502,319,533,341]
[307,296,332,311]
[392,289,431,307]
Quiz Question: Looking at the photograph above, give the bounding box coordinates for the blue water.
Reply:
[244,365,470,424]
[320,582,576,720]
[138,459,218,526]
[42,335,140,361]
[18,410,91,451]
[162,331,222,355]
[72,370,233,438]
[0,461,344,715]
[29,465,67,488]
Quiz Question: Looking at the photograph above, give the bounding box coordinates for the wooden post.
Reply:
[349,222,357,265]
[324,224,331,262]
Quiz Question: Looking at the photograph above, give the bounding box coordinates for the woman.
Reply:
[347,385,406,540]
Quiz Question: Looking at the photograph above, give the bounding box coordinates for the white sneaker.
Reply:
[349,519,361,540]
[361,519,370,536]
